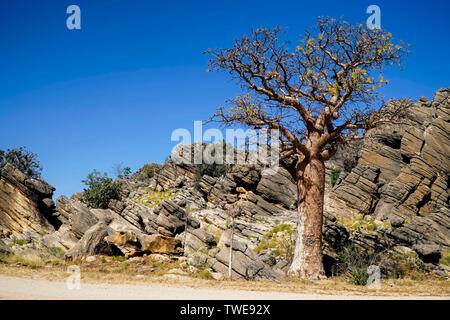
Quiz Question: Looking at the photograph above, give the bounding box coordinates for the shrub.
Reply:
[0,147,42,178]
[194,142,228,189]
[82,170,122,209]
[194,269,214,280]
[14,239,28,246]
[332,243,374,285]
[330,167,341,187]
[135,164,156,180]
[351,268,369,285]
[111,255,126,262]
[112,162,133,179]
[142,165,155,178]
[195,162,226,182]
[255,224,296,262]
[118,167,132,179]
[439,251,450,266]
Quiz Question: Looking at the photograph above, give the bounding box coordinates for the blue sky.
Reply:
[0,0,449,198]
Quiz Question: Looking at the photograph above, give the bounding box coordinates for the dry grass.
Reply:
[1,254,449,297]
[135,188,174,208]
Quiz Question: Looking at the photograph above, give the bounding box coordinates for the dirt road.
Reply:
[0,275,446,300]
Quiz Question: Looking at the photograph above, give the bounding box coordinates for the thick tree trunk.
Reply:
[288,156,326,279]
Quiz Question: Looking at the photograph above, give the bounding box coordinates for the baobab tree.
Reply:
[205,17,409,279]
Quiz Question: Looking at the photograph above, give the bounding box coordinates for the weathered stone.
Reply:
[0,163,56,236]
[258,253,276,266]
[325,89,450,251]
[56,196,98,238]
[108,230,140,249]
[413,244,441,263]
[139,234,181,253]
[0,239,11,255]
[108,199,125,214]
[65,221,122,260]
[256,167,297,209]
[215,246,280,280]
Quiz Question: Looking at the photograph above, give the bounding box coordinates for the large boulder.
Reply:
[105,230,181,255]
[56,196,98,238]
[413,244,442,264]
[65,221,122,260]
[255,167,297,209]
[139,234,181,253]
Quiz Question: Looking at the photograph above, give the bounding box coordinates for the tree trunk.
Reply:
[288,156,326,279]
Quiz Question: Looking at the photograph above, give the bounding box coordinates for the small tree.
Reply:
[0,147,42,178]
[205,17,409,279]
[82,170,122,209]
[112,162,132,179]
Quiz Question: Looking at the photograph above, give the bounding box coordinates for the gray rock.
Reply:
[42,198,55,209]
[190,228,216,247]
[275,259,289,270]
[17,231,40,243]
[215,246,280,280]
[413,244,441,263]
[258,253,276,266]
[218,229,248,253]
[256,167,297,209]
[323,223,349,249]
[0,239,12,255]
[56,196,99,238]
[71,192,84,201]
[108,199,125,214]
[65,221,122,260]
[390,216,405,228]
[187,252,209,267]
[24,178,55,198]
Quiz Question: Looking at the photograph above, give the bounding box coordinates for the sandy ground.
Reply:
[0,275,447,300]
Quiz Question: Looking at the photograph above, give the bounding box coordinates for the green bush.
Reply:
[118,167,132,179]
[82,170,122,209]
[330,167,341,187]
[195,162,226,181]
[194,142,228,189]
[351,268,369,285]
[255,224,296,262]
[141,164,155,179]
[0,147,42,178]
[333,243,374,285]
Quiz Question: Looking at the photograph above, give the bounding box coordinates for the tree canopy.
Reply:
[0,146,42,178]
[205,17,410,161]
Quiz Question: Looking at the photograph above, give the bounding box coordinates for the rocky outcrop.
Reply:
[0,163,57,236]
[326,88,450,250]
[1,88,448,280]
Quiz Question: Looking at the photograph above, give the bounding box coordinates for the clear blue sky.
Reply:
[1,0,449,198]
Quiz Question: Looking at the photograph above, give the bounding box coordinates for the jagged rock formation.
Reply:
[326,88,450,250]
[0,163,57,236]
[0,88,448,280]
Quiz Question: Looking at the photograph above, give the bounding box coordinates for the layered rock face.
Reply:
[0,163,57,236]
[326,88,449,250]
[0,88,448,280]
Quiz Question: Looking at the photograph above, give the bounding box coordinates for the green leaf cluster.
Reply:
[82,169,122,209]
